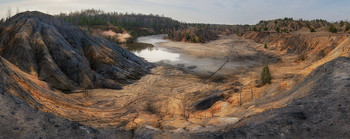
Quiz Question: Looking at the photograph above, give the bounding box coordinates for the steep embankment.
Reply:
[243,31,350,74]
[0,11,149,91]
[221,57,350,137]
[243,31,349,60]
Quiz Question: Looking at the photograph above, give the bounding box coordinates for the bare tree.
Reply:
[7,7,12,19]
[16,7,19,14]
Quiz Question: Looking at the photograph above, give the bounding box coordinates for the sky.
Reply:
[0,0,349,25]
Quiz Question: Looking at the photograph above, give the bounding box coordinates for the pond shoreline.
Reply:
[122,34,279,77]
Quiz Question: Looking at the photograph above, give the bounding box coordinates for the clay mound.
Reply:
[0,11,149,91]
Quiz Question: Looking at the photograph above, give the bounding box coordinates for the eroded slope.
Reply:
[221,57,350,138]
[0,11,149,91]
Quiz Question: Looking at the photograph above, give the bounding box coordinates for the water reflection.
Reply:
[121,43,154,53]
[122,34,251,76]
[121,42,180,63]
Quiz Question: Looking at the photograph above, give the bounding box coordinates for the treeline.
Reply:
[251,17,350,33]
[2,9,247,43]
[57,9,246,43]
[168,24,248,43]
[57,9,181,33]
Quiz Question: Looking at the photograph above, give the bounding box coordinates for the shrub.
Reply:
[276,27,280,32]
[190,37,197,43]
[281,28,288,33]
[261,65,272,85]
[264,43,268,48]
[253,26,257,31]
[185,33,191,40]
[329,24,337,33]
[310,28,316,32]
[345,24,350,32]
[264,26,268,31]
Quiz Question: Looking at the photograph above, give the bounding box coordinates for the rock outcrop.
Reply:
[0,11,149,91]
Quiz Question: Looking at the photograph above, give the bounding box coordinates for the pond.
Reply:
[121,34,244,76]
[121,35,179,62]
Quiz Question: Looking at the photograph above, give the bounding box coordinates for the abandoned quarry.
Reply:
[1,7,350,139]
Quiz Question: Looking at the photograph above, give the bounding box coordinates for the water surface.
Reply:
[122,35,179,62]
[122,34,246,76]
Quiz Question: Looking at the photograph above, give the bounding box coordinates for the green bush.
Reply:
[185,33,191,40]
[258,27,262,32]
[261,65,272,85]
[264,43,267,48]
[276,27,280,32]
[329,24,337,33]
[310,28,316,32]
[281,28,288,33]
[345,24,350,32]
[264,27,268,31]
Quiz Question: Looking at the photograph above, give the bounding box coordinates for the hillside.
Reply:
[0,11,150,91]
[193,57,350,138]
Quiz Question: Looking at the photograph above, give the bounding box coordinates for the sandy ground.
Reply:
[101,30,132,43]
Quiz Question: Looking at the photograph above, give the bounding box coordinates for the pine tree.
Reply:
[261,65,272,85]
[276,27,280,32]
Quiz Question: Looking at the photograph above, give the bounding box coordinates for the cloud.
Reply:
[0,0,349,24]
